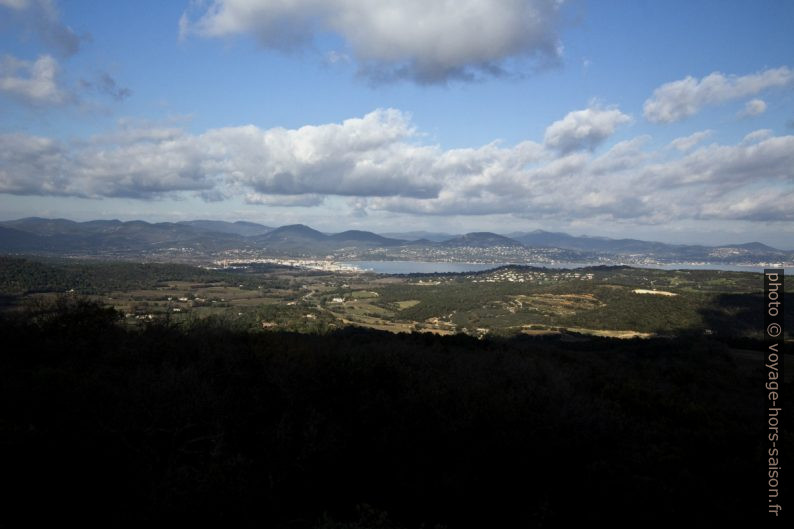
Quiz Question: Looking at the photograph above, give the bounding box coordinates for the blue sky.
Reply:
[1,0,793,247]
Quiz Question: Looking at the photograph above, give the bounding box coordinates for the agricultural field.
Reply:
[1,256,791,340]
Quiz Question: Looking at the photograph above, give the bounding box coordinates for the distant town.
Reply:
[1,217,791,271]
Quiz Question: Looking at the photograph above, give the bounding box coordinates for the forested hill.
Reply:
[0,300,789,527]
[0,256,231,294]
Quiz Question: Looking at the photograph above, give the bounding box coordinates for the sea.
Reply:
[341,260,790,275]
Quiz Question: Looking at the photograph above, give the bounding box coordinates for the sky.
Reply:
[0,0,793,247]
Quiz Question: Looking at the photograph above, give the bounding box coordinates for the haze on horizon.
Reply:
[1,0,793,248]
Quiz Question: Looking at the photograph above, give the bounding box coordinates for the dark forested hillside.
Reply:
[0,256,230,294]
[1,299,788,527]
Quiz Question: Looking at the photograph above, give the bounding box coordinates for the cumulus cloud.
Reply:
[180,0,566,84]
[698,189,794,222]
[368,144,644,219]
[707,135,794,185]
[0,132,71,194]
[0,59,134,109]
[368,130,794,223]
[0,129,216,198]
[206,109,445,198]
[669,130,712,151]
[0,109,446,199]
[2,108,793,224]
[0,54,70,105]
[640,135,794,193]
[739,98,766,117]
[543,106,631,153]
[643,67,793,123]
[0,0,83,57]
[1,2,130,109]
[0,55,130,107]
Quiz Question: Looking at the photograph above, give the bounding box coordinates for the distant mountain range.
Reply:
[250,225,405,252]
[507,229,788,259]
[0,217,791,265]
[0,218,251,253]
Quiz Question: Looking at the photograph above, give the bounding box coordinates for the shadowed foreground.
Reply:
[1,300,789,527]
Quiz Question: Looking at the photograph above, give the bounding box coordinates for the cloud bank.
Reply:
[2,107,792,224]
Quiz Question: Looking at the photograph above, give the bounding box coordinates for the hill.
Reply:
[328,230,405,246]
[0,300,779,526]
[178,220,273,237]
[509,229,791,262]
[1,217,791,266]
[440,232,524,248]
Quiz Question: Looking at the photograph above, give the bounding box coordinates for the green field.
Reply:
[1,256,791,339]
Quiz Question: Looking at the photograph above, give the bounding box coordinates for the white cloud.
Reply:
[0,132,70,194]
[698,189,794,222]
[205,108,445,198]
[2,108,792,224]
[742,129,773,144]
[0,2,131,110]
[642,135,794,189]
[643,67,793,123]
[669,130,712,151]
[0,54,130,107]
[0,54,69,105]
[739,98,767,117]
[0,129,215,198]
[71,135,216,198]
[543,106,631,153]
[0,109,446,199]
[245,193,325,207]
[181,0,566,84]
[368,130,794,223]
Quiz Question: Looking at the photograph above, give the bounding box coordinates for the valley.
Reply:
[3,255,790,341]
